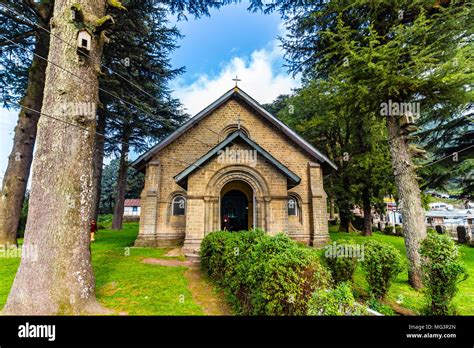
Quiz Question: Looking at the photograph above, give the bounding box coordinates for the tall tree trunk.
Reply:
[362,187,372,236]
[337,174,352,232]
[111,131,130,230]
[90,108,106,222]
[329,196,335,220]
[2,0,111,315]
[386,117,426,289]
[0,30,50,247]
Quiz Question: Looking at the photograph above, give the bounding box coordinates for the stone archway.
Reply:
[205,165,270,232]
[221,180,253,231]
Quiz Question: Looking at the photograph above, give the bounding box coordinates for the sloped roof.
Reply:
[426,209,473,218]
[174,130,301,189]
[124,199,141,207]
[132,87,337,171]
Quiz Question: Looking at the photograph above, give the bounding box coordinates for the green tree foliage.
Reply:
[101,0,188,229]
[322,239,360,284]
[420,231,468,315]
[362,240,403,299]
[272,79,394,233]
[307,282,366,316]
[0,1,51,106]
[259,0,473,288]
[100,158,144,214]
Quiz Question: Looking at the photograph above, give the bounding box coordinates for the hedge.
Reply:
[200,230,331,315]
[420,231,468,315]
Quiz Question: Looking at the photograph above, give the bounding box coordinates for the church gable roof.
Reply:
[132,87,337,171]
[174,130,301,189]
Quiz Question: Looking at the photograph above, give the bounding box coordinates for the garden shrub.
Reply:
[200,231,331,315]
[322,239,360,284]
[420,231,468,315]
[361,240,403,299]
[367,297,395,315]
[394,225,403,236]
[307,282,366,316]
[200,231,231,281]
[383,225,394,235]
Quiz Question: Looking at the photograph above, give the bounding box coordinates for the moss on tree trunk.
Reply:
[386,117,426,289]
[2,0,112,315]
[0,30,50,247]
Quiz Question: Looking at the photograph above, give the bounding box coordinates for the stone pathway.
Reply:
[142,258,196,267]
[142,254,231,315]
[164,248,185,257]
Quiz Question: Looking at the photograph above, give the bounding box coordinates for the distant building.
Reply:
[426,209,473,226]
[428,202,453,211]
[124,199,141,217]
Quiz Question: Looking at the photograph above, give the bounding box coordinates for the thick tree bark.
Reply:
[0,29,50,247]
[2,0,111,315]
[111,131,130,230]
[386,117,426,289]
[329,196,335,220]
[90,108,106,222]
[362,187,372,236]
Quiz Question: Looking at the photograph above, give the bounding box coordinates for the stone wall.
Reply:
[134,96,330,253]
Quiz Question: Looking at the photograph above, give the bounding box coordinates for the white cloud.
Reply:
[172,39,300,116]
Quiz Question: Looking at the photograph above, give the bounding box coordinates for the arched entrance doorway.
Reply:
[220,180,253,231]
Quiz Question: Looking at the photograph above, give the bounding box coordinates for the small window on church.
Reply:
[288,197,298,216]
[172,195,186,216]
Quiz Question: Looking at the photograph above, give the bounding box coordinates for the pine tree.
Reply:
[0,0,53,246]
[101,0,186,230]
[265,0,473,287]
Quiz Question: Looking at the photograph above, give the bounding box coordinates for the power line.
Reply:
[422,144,474,168]
[0,2,223,148]
[0,5,289,171]
[0,2,262,144]
[15,101,220,175]
[0,32,216,150]
[0,2,168,114]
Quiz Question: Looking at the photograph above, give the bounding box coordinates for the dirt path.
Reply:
[142,257,232,315]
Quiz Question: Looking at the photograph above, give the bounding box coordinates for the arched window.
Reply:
[288,197,298,216]
[172,195,186,216]
[220,124,250,139]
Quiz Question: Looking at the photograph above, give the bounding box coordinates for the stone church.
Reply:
[132,86,337,258]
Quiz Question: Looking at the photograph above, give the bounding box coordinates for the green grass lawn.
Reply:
[329,226,474,315]
[0,223,204,315]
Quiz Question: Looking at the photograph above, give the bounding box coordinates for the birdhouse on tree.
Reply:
[399,111,419,135]
[77,29,92,56]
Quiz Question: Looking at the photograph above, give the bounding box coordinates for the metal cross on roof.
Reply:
[232,75,241,87]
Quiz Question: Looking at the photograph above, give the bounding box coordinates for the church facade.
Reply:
[132,87,337,258]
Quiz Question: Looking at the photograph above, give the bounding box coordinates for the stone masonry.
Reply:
[133,87,333,258]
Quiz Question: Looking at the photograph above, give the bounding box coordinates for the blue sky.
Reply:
[0,3,300,179]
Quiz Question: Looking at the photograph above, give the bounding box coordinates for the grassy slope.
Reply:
[329,225,474,315]
[0,223,203,315]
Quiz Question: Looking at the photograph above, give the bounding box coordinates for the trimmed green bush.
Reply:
[420,231,468,315]
[307,282,366,316]
[383,225,394,235]
[394,225,403,236]
[322,239,360,284]
[200,230,331,315]
[361,240,403,299]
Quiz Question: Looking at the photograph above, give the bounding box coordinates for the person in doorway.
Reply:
[90,219,98,242]
[223,215,230,231]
